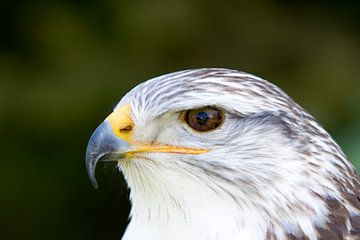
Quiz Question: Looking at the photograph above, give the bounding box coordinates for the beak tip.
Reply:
[86,147,101,189]
[86,156,98,189]
[90,177,99,189]
[85,120,130,189]
[86,121,114,190]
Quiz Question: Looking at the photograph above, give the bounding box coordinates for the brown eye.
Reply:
[184,107,223,132]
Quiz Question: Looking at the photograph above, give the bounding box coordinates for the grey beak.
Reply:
[85,120,131,189]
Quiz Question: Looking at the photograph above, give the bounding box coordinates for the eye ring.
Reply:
[183,107,224,132]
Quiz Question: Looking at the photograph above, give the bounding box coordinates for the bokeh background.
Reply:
[1,0,359,239]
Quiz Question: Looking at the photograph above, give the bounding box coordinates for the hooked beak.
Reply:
[85,121,131,189]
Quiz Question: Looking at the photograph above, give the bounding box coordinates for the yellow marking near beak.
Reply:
[126,145,210,158]
[107,104,134,143]
[132,145,209,154]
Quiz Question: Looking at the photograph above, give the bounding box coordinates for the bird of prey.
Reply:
[86,68,360,240]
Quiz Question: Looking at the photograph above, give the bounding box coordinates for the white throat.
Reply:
[119,159,271,240]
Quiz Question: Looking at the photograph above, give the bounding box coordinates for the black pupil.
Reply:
[196,112,209,125]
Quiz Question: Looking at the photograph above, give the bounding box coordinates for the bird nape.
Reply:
[85,68,360,240]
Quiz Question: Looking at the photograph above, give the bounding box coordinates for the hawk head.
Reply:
[86,69,360,240]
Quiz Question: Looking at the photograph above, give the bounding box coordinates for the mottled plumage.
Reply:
[86,68,360,240]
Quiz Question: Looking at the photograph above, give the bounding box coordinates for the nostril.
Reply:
[120,125,133,132]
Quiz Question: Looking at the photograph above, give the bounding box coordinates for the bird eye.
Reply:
[184,107,223,132]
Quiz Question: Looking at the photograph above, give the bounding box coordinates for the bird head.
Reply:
[85,69,359,239]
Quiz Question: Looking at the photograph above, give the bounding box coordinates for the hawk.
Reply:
[86,68,360,240]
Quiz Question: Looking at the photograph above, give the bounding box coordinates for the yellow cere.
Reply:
[106,104,135,143]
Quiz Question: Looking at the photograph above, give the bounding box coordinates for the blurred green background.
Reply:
[1,0,359,239]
